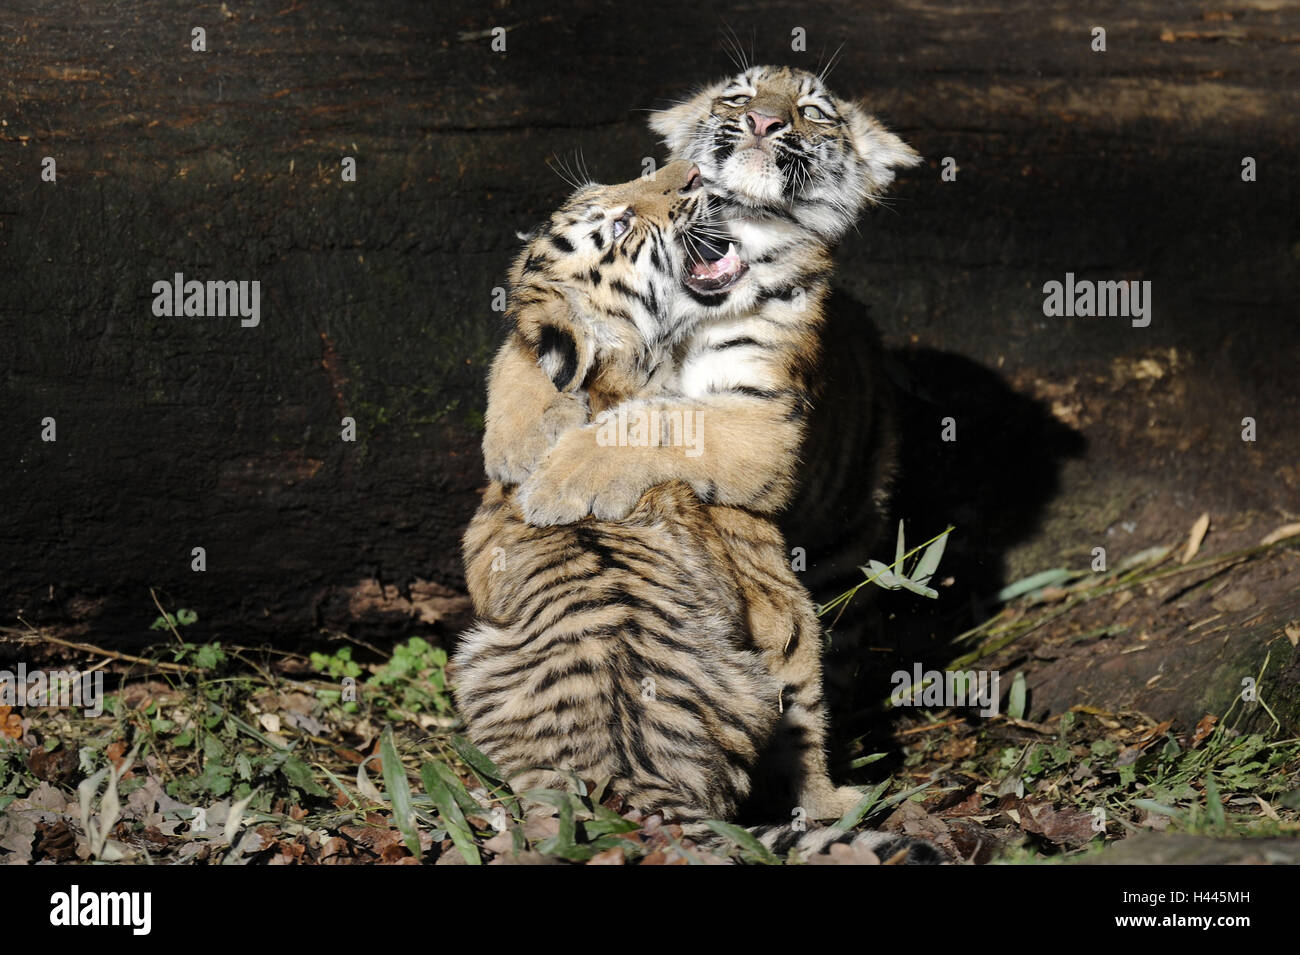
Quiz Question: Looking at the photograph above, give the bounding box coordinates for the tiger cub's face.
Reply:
[649,66,921,246]
[509,160,747,394]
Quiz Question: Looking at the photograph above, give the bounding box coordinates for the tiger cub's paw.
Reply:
[516,429,646,527]
[483,393,589,487]
[798,782,872,821]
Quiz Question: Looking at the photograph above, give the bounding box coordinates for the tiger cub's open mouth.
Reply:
[681,184,747,297]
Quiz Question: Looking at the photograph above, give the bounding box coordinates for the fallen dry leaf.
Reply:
[0,705,23,740]
[1134,720,1174,751]
[105,740,130,772]
[481,830,515,855]
[28,744,78,784]
[1181,512,1210,564]
[805,841,881,865]
[938,791,986,818]
[1254,796,1280,822]
[882,799,959,859]
[1017,800,1097,847]
[1260,523,1300,546]
[1190,714,1217,749]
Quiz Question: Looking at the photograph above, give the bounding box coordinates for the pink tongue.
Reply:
[693,249,739,279]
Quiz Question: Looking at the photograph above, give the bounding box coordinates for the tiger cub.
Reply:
[457,161,781,824]
[473,160,858,820]
[455,162,938,860]
[649,64,922,600]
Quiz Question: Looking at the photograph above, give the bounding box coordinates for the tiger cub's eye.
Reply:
[612,209,634,239]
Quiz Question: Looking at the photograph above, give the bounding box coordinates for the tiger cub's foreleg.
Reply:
[707,506,863,821]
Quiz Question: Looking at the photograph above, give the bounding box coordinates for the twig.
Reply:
[4,626,196,674]
[149,588,186,647]
[898,717,966,736]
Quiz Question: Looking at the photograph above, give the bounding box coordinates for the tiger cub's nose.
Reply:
[746,111,785,137]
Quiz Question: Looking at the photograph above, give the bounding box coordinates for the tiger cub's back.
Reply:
[455,481,780,822]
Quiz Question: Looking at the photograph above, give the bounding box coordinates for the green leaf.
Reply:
[702,820,780,865]
[380,725,421,859]
[1090,738,1118,759]
[318,765,357,808]
[277,754,327,798]
[894,520,906,568]
[195,762,233,798]
[421,761,482,865]
[897,577,939,599]
[912,528,950,585]
[202,733,226,761]
[1007,672,1027,720]
[995,568,1073,604]
[1133,799,1181,818]
[585,805,641,838]
[874,781,936,815]
[861,559,897,585]
[1204,774,1225,830]
[848,752,887,770]
[449,736,503,784]
[522,788,585,859]
[176,608,198,626]
[1117,545,1171,571]
[1058,710,1075,743]
[197,643,226,669]
[835,779,891,829]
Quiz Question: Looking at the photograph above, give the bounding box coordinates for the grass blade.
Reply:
[449,735,504,783]
[421,761,482,865]
[702,820,780,865]
[380,725,421,859]
[1007,672,1027,720]
[835,779,890,829]
[995,568,1073,604]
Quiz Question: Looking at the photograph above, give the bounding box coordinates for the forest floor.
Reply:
[3,518,1299,865]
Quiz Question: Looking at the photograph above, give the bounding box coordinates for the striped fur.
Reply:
[471,163,860,820]
[650,65,920,600]
[456,126,935,859]
[458,480,779,823]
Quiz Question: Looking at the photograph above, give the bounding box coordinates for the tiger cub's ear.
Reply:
[842,101,922,197]
[647,82,722,156]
